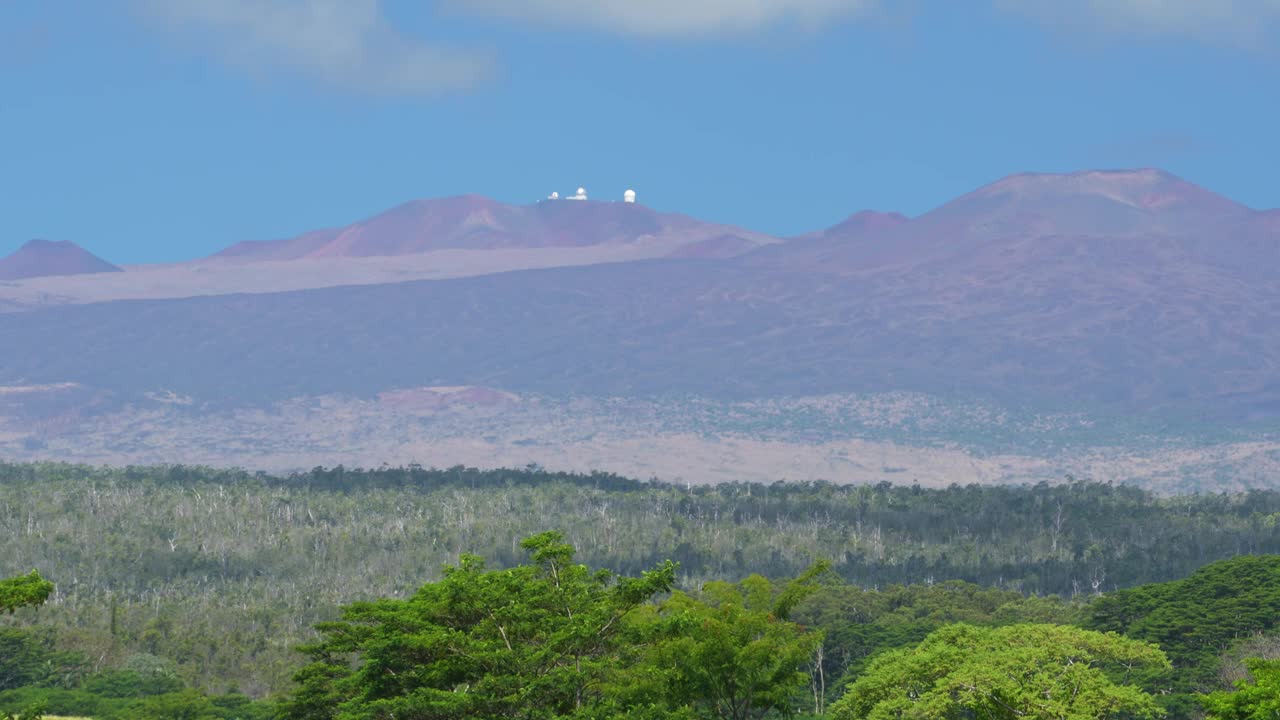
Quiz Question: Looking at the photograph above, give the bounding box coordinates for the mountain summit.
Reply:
[757,168,1271,274]
[927,168,1249,236]
[0,240,123,281]
[213,195,777,261]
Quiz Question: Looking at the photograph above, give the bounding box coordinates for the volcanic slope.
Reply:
[0,196,777,311]
[213,194,776,260]
[0,240,122,281]
[0,169,1277,423]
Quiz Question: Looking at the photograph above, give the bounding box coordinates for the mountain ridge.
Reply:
[212,194,778,261]
[1,166,1277,418]
[2,167,1279,485]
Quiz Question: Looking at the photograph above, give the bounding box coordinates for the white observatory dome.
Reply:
[548,191,560,200]
[624,189,637,203]
[577,187,588,198]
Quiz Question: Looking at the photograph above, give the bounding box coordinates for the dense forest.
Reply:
[5,462,1280,718]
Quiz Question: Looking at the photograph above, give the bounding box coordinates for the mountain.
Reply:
[0,240,122,281]
[751,168,1265,274]
[929,168,1247,234]
[0,196,779,311]
[1,168,1278,484]
[744,209,908,268]
[801,210,909,241]
[213,195,777,260]
[1,169,1276,417]
[840,168,1257,269]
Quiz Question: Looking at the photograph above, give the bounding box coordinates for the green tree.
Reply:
[1202,659,1280,720]
[1086,555,1280,716]
[0,572,53,615]
[82,653,185,699]
[829,623,1170,720]
[0,628,86,692]
[619,563,829,720]
[0,704,44,720]
[281,531,676,719]
[121,689,219,720]
[793,580,1081,703]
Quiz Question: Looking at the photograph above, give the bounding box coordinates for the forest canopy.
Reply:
[284,531,679,719]
[6,463,1280,718]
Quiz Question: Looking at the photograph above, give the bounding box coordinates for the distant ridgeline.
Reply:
[5,462,1280,717]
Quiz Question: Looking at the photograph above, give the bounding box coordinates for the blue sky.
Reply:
[2,0,1278,263]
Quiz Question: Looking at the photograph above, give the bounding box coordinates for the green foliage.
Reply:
[1087,555,1280,695]
[0,687,106,718]
[618,567,828,720]
[282,531,676,719]
[1203,659,1280,720]
[118,688,219,719]
[829,623,1171,720]
[0,573,53,615]
[0,684,272,720]
[82,654,185,699]
[793,580,1082,702]
[0,619,268,719]
[7,463,1280,697]
[7,461,1280,706]
[0,702,44,720]
[0,629,86,693]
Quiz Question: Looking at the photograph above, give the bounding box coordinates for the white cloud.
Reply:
[998,0,1280,46]
[447,0,880,36]
[131,0,1278,98]
[137,0,491,95]
[447,0,1280,43]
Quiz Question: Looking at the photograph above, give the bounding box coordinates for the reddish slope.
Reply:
[859,168,1252,265]
[0,240,122,281]
[214,195,772,260]
[746,169,1269,274]
[821,210,909,239]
